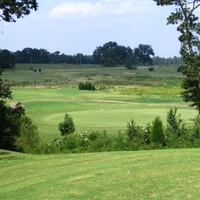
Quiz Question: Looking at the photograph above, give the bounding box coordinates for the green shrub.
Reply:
[89,131,111,152]
[58,113,75,136]
[63,134,79,151]
[150,116,165,145]
[126,120,142,140]
[78,82,84,90]
[78,82,96,91]
[16,115,40,153]
[165,108,188,147]
[149,67,154,71]
[111,132,127,151]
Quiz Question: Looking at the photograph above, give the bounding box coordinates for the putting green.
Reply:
[31,103,197,140]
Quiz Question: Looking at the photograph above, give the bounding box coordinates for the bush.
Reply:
[58,113,75,136]
[149,67,154,71]
[78,82,84,90]
[63,134,79,152]
[150,116,165,145]
[16,115,40,153]
[90,131,111,151]
[165,108,188,147]
[111,132,127,151]
[78,82,96,91]
[126,120,142,140]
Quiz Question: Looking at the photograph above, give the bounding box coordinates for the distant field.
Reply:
[2,64,197,141]
[2,63,183,86]
[0,149,200,200]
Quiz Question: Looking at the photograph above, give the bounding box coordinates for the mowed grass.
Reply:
[10,87,197,141]
[0,149,200,200]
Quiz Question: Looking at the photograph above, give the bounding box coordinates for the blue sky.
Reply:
[0,0,182,57]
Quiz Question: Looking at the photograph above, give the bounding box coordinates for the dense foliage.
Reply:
[0,0,39,151]
[154,0,200,117]
[79,82,96,91]
[92,42,155,67]
[0,49,15,69]
[0,72,25,150]
[0,46,183,68]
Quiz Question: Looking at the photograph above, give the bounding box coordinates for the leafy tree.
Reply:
[58,113,75,136]
[0,0,38,22]
[0,49,15,69]
[101,41,119,67]
[154,0,200,117]
[92,41,132,67]
[150,116,165,145]
[133,44,155,65]
[0,79,25,150]
[0,0,38,150]
[16,115,40,153]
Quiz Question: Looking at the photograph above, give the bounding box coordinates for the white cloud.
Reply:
[49,0,154,18]
[50,1,102,18]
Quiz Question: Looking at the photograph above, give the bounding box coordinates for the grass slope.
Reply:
[0,149,200,199]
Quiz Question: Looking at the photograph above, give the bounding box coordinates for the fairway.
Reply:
[0,149,200,199]
[9,85,197,141]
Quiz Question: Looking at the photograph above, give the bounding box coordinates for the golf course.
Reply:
[2,64,197,141]
[1,64,200,199]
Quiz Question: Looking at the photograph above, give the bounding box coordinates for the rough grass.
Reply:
[0,149,200,200]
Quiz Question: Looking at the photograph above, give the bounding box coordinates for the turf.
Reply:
[9,87,196,141]
[0,149,200,200]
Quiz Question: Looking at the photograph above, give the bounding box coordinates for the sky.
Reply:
[0,0,183,57]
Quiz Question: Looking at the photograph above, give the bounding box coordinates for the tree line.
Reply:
[0,43,183,70]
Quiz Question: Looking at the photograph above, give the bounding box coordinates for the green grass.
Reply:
[0,149,200,199]
[1,64,197,141]
[9,87,197,141]
[1,64,200,199]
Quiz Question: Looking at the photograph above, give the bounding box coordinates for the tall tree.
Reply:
[0,0,38,150]
[0,49,15,69]
[133,44,155,65]
[154,0,200,116]
[92,41,133,67]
